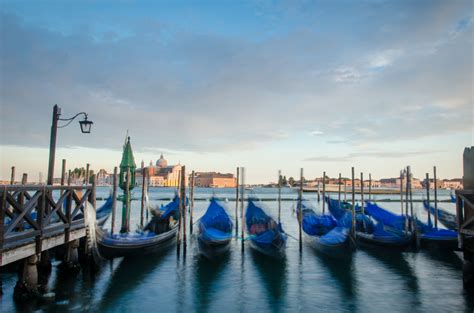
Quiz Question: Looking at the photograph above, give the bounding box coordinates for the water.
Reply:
[1,187,473,312]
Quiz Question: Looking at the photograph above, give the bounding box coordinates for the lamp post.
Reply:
[47,104,93,185]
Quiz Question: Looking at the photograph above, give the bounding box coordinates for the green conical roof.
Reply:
[120,136,136,169]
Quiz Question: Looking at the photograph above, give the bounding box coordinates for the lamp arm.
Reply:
[58,112,88,122]
[57,112,88,128]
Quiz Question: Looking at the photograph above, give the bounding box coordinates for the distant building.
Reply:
[193,172,236,188]
[137,154,184,187]
[442,179,463,189]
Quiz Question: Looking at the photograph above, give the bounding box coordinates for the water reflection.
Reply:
[96,247,171,312]
[193,252,230,313]
[314,249,356,300]
[250,249,287,312]
[363,248,419,294]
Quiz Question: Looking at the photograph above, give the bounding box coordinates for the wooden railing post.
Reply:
[36,186,46,256]
[0,186,6,256]
[235,167,239,237]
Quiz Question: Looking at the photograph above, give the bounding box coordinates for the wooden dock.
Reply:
[0,184,97,298]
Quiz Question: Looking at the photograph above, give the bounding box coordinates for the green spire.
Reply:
[120,136,136,169]
[119,136,136,191]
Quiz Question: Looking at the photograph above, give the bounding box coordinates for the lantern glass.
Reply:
[79,118,93,133]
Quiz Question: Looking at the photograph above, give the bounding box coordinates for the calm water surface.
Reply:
[1,187,473,312]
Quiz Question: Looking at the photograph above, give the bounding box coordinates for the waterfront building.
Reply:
[137,154,183,187]
[193,172,236,188]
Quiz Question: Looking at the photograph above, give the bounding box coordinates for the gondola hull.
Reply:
[248,237,286,259]
[306,233,355,258]
[356,231,412,251]
[96,225,178,259]
[197,236,232,258]
[419,234,458,251]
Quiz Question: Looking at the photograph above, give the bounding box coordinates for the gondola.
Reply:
[364,201,457,251]
[326,197,412,250]
[298,201,354,258]
[245,200,287,258]
[422,200,457,230]
[197,198,233,258]
[96,197,180,259]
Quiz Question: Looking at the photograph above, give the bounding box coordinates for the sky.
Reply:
[0,0,473,184]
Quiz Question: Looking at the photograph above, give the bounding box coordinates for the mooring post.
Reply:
[338,173,341,208]
[433,166,439,229]
[235,167,239,237]
[121,167,131,233]
[278,170,282,224]
[405,167,409,228]
[408,166,414,232]
[322,171,326,214]
[68,170,72,186]
[299,168,303,252]
[369,173,372,202]
[344,179,347,201]
[426,173,431,225]
[351,167,356,237]
[177,170,182,257]
[400,170,404,215]
[10,166,15,184]
[360,172,364,214]
[181,166,187,248]
[60,159,66,188]
[111,167,118,234]
[140,167,146,229]
[0,186,6,296]
[85,163,90,185]
[189,170,195,235]
[241,167,245,249]
[317,180,321,202]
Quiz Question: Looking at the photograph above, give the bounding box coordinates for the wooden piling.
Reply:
[85,163,90,185]
[399,170,404,215]
[426,173,431,225]
[121,167,130,233]
[351,167,356,237]
[68,170,72,186]
[317,181,321,202]
[369,173,372,202]
[181,166,187,247]
[322,171,326,214]
[299,168,303,251]
[408,166,414,232]
[278,170,282,224]
[190,170,195,235]
[433,166,438,229]
[111,167,117,234]
[235,167,239,236]
[360,172,364,214]
[338,173,341,208]
[10,166,15,185]
[405,168,409,229]
[60,159,66,186]
[140,167,146,229]
[240,167,245,247]
[344,179,347,201]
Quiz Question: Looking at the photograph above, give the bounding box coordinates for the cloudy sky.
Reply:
[0,0,472,183]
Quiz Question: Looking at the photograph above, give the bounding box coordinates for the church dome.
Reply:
[156,154,168,167]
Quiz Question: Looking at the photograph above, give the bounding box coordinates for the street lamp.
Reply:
[47,104,93,185]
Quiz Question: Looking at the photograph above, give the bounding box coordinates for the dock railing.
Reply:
[0,184,94,266]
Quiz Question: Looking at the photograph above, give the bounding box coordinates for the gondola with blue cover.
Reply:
[364,201,457,251]
[298,200,354,257]
[96,197,180,259]
[326,197,412,250]
[422,200,457,230]
[198,198,233,258]
[245,200,287,258]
